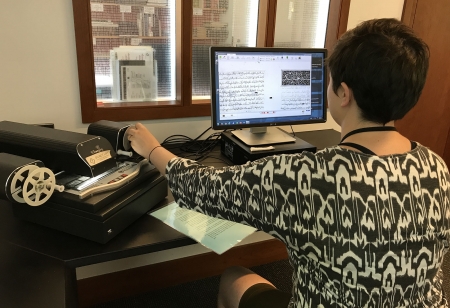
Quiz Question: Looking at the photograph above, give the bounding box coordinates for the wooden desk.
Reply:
[0,129,340,308]
[0,196,187,308]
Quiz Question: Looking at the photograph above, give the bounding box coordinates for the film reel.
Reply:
[22,167,64,206]
[123,126,132,151]
[116,150,133,157]
[9,165,40,203]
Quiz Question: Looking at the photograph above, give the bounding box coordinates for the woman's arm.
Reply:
[127,122,310,237]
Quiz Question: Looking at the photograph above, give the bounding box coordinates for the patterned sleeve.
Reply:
[165,154,314,237]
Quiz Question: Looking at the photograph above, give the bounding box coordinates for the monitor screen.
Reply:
[210,47,327,146]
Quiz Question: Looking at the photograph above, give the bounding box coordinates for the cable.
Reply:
[290,125,296,137]
[160,127,231,165]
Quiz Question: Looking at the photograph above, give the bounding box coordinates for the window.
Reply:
[72,0,349,123]
[192,0,260,101]
[91,1,176,101]
[274,0,330,48]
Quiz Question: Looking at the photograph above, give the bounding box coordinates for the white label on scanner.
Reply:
[86,151,112,166]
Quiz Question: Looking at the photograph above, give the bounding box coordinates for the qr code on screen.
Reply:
[281,70,310,86]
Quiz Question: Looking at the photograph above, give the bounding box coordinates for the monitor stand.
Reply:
[231,127,296,146]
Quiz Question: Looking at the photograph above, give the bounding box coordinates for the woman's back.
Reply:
[285,144,450,307]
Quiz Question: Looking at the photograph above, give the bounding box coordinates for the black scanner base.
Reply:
[12,174,168,244]
[220,131,316,165]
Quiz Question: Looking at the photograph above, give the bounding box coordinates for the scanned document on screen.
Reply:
[150,201,257,254]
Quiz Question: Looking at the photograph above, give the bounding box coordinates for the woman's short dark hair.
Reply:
[327,18,429,124]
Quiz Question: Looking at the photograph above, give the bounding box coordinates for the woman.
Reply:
[127,18,450,308]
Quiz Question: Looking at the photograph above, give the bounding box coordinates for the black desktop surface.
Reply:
[0,129,341,266]
[0,194,190,308]
[221,130,317,165]
[0,193,190,268]
[0,129,340,308]
[0,129,340,267]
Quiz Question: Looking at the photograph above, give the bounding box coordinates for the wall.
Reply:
[0,0,401,279]
[347,0,404,30]
[274,0,330,47]
[0,1,406,137]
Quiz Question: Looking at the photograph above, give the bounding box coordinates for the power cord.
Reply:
[161,127,232,165]
[290,125,296,137]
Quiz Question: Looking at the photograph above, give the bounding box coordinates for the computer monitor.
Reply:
[210,47,327,146]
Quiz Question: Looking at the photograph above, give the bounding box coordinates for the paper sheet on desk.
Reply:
[150,201,257,255]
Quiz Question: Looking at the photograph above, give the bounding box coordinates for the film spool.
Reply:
[21,167,65,206]
[123,126,132,151]
[9,165,40,203]
[117,149,133,157]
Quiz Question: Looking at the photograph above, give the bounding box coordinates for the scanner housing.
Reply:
[0,121,117,177]
[0,120,168,243]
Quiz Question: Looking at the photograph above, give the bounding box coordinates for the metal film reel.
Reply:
[22,167,58,206]
[9,165,40,204]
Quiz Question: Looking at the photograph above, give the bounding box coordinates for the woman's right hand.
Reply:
[126,122,160,160]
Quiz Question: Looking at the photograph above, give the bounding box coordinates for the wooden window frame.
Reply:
[72,0,350,123]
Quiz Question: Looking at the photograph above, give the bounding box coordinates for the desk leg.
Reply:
[65,265,79,308]
[0,241,78,308]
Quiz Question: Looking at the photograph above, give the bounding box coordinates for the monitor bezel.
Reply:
[210,46,328,131]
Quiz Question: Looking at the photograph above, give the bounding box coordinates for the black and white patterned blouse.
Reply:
[165,143,450,308]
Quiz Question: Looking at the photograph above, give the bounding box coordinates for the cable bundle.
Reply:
[161,127,231,165]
